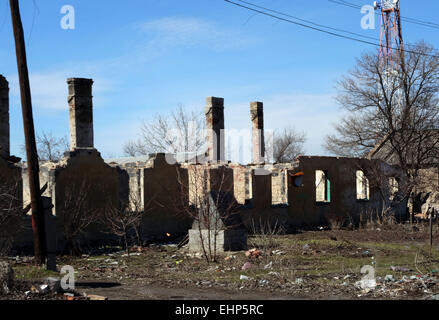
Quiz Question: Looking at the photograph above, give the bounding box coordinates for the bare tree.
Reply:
[266,126,306,163]
[35,130,69,161]
[124,105,205,158]
[324,42,439,206]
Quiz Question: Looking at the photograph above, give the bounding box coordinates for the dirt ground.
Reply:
[3,223,439,300]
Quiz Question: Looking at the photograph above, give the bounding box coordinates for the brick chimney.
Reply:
[205,97,225,162]
[250,101,264,164]
[67,78,94,150]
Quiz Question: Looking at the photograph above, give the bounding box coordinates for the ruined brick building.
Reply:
[0,75,411,251]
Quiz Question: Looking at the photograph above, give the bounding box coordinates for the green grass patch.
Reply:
[13,265,59,281]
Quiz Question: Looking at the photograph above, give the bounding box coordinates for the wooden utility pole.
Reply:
[430,208,434,248]
[9,0,46,265]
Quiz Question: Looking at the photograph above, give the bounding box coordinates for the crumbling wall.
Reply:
[52,149,122,246]
[142,153,192,240]
[286,156,405,228]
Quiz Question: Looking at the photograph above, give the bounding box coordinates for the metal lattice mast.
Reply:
[374,0,405,112]
[374,0,404,68]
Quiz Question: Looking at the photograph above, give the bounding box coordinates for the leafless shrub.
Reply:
[100,191,152,255]
[414,248,439,275]
[0,182,24,257]
[359,207,396,230]
[324,212,345,231]
[248,217,285,250]
[58,178,105,255]
[174,165,239,262]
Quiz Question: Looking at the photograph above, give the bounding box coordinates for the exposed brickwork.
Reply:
[67,78,94,150]
[205,97,225,162]
[250,101,264,164]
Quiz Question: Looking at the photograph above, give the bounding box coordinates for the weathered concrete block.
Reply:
[0,260,14,295]
[189,191,247,252]
[188,229,247,252]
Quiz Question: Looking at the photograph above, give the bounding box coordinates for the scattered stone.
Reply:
[384,275,395,282]
[390,266,411,272]
[362,250,372,257]
[42,277,62,293]
[64,292,75,300]
[241,262,252,271]
[264,261,273,270]
[272,250,285,256]
[355,278,376,290]
[88,294,108,301]
[0,261,13,295]
[259,280,269,286]
[30,285,39,294]
[39,284,49,294]
[295,278,304,285]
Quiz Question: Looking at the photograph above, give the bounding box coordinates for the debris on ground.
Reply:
[64,293,75,300]
[240,275,251,281]
[362,250,372,257]
[264,261,273,269]
[245,249,261,259]
[241,262,252,271]
[42,277,62,293]
[87,294,108,301]
[258,280,269,286]
[384,275,395,282]
[390,266,411,272]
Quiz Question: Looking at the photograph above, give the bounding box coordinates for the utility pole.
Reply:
[9,0,46,265]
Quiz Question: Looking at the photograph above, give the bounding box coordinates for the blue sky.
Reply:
[1,0,439,160]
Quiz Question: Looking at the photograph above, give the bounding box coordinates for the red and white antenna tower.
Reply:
[374,0,403,67]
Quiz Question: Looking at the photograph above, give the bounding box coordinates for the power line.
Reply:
[235,0,379,42]
[328,0,439,30]
[224,0,439,58]
[27,0,40,45]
